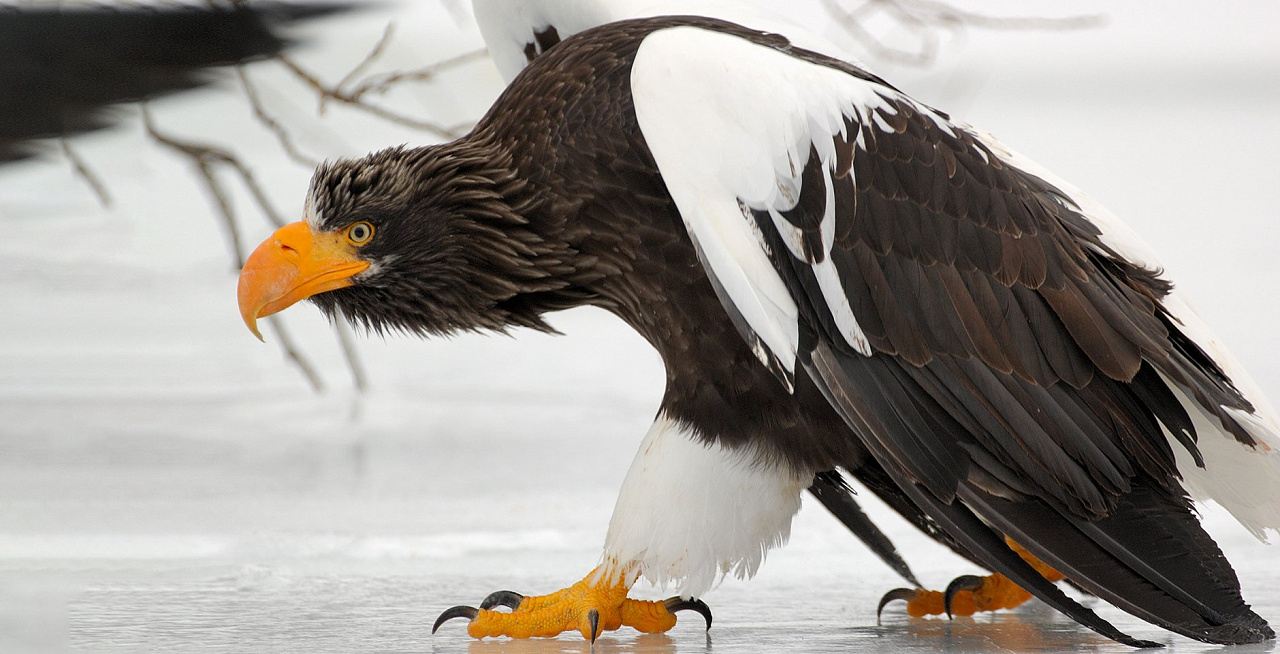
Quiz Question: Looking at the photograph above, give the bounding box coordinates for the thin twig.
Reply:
[227,161,287,228]
[349,48,489,100]
[142,106,287,227]
[195,159,245,267]
[60,139,112,208]
[333,314,368,393]
[142,106,246,267]
[884,0,1104,31]
[822,0,938,66]
[237,66,319,168]
[330,22,397,109]
[822,0,1103,66]
[266,315,326,392]
[278,54,467,139]
[275,19,481,140]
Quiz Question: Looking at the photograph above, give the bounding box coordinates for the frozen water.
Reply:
[1,1,1278,652]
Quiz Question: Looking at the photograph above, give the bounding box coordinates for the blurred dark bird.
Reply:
[0,1,348,163]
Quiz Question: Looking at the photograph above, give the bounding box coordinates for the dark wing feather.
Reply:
[742,50,1268,642]
[777,83,1256,507]
[617,18,1268,643]
[808,471,920,588]
[963,483,1272,644]
[804,345,1160,648]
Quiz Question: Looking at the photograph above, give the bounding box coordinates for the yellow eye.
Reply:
[346,221,374,245]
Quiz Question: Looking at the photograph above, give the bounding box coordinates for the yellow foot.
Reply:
[431,566,712,641]
[878,538,1066,620]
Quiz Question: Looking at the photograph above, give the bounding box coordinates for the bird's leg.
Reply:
[432,563,712,641]
[878,538,1065,619]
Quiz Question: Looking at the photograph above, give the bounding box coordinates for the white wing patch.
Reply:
[764,163,871,356]
[631,26,918,374]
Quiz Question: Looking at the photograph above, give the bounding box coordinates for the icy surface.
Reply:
[1,1,1278,652]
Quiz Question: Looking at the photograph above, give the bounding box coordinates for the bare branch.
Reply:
[137,5,509,398]
[194,159,244,265]
[822,0,1104,66]
[333,314,368,393]
[142,105,371,394]
[821,0,938,66]
[330,22,398,108]
[224,157,287,229]
[278,54,468,139]
[237,66,319,168]
[141,106,285,230]
[884,0,1104,31]
[60,139,112,208]
[348,48,489,101]
[273,18,486,140]
[265,315,327,392]
[142,106,246,267]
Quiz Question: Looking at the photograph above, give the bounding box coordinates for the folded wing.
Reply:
[631,22,1278,645]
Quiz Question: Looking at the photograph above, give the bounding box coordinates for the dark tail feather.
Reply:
[809,470,920,587]
[843,459,995,573]
[803,352,1157,648]
[965,481,1273,645]
[902,480,1159,647]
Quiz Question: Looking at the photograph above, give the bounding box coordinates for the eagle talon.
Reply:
[588,608,601,642]
[432,605,479,633]
[944,575,987,619]
[663,597,713,630]
[876,588,920,623]
[878,541,1068,620]
[480,590,525,611]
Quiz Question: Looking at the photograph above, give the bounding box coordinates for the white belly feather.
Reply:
[603,414,812,598]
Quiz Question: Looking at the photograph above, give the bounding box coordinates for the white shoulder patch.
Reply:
[631,27,904,374]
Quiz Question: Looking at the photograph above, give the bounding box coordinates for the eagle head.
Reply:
[237,143,554,341]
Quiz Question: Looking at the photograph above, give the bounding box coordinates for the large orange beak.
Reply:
[237,221,370,341]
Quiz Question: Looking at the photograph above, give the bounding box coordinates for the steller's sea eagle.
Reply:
[237,15,1280,647]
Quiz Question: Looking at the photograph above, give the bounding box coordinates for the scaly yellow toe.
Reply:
[435,565,711,640]
[879,537,1066,619]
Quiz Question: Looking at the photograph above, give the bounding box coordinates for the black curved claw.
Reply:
[479,590,524,611]
[664,596,713,630]
[943,575,987,619]
[432,605,479,634]
[588,608,600,643]
[876,588,919,624]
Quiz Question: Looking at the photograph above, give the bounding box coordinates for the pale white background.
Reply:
[1,1,1278,652]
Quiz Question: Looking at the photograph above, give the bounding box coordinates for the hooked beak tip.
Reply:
[236,220,368,342]
[238,268,271,342]
[246,318,265,343]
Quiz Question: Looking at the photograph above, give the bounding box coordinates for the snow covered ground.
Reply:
[1,1,1278,652]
